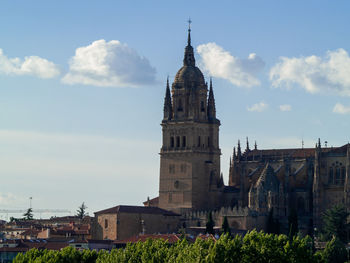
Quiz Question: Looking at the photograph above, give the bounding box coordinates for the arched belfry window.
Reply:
[176,136,180,147]
[170,137,174,148]
[197,136,201,147]
[182,136,186,147]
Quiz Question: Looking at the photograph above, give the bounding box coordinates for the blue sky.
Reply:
[1,0,350,219]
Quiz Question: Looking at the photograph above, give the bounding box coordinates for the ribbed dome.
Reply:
[172,27,206,89]
[173,65,205,88]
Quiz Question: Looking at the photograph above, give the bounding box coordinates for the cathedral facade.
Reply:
[157,27,350,234]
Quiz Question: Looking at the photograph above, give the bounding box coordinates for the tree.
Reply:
[23,208,34,220]
[322,204,349,243]
[76,202,88,219]
[288,208,298,239]
[321,236,348,263]
[206,212,215,235]
[10,216,18,222]
[221,216,231,235]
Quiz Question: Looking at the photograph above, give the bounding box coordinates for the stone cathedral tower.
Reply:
[159,26,223,213]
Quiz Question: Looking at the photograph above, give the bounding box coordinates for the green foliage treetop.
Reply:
[13,231,322,263]
[321,204,349,243]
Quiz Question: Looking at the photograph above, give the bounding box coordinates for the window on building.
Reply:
[208,136,211,147]
[336,167,341,185]
[170,137,174,148]
[198,136,201,147]
[104,219,108,229]
[176,136,180,147]
[182,136,186,147]
[329,167,334,184]
[341,167,346,184]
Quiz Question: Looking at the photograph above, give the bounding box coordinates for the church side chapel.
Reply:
[156,23,350,235]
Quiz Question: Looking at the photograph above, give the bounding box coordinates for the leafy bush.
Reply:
[13,231,320,263]
[321,236,348,263]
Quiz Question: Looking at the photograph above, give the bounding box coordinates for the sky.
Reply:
[1,0,350,219]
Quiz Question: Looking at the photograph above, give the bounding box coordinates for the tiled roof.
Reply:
[0,240,69,252]
[94,205,180,216]
[243,144,349,159]
[143,196,159,206]
[196,234,217,242]
[114,234,181,244]
[244,148,316,158]
[20,229,41,236]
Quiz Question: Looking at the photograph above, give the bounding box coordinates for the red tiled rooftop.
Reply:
[243,144,349,159]
[95,205,180,216]
[114,234,181,244]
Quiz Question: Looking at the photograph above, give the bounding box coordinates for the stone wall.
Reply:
[93,212,181,241]
[182,206,267,232]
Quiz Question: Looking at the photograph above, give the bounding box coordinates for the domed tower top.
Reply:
[173,20,206,89]
[162,21,219,123]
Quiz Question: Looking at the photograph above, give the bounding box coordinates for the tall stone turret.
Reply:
[207,78,216,121]
[237,140,242,161]
[159,24,221,213]
[163,77,173,121]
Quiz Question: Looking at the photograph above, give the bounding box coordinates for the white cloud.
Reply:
[270,48,350,96]
[247,101,268,112]
[196,42,264,88]
[279,104,292,111]
[0,49,60,78]
[62,39,156,87]
[333,103,350,114]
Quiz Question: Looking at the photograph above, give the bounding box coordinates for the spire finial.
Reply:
[163,76,172,120]
[237,140,242,159]
[187,18,192,46]
[207,77,216,120]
